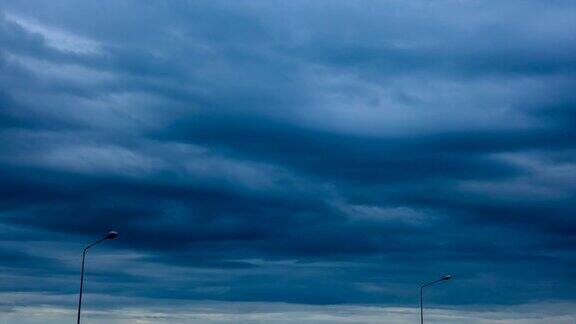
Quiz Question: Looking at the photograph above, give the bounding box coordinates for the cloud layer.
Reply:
[1,0,575,321]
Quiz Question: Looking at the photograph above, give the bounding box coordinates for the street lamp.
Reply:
[420,275,452,324]
[76,231,119,324]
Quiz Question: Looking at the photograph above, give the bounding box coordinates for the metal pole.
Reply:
[77,248,87,324]
[419,277,451,324]
[76,237,106,324]
[420,285,424,324]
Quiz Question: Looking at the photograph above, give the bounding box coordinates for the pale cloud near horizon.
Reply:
[3,301,576,324]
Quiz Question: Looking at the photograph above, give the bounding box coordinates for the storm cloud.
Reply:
[1,0,575,322]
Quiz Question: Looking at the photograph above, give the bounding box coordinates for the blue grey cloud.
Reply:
[0,0,575,321]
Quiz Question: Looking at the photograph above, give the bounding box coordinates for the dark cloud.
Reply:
[0,0,575,319]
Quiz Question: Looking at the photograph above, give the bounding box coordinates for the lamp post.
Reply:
[77,231,118,324]
[420,275,452,324]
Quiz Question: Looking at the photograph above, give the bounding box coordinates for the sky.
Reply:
[0,0,575,323]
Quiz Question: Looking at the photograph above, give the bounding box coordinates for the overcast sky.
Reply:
[1,0,575,323]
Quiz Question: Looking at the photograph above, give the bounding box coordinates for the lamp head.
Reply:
[105,231,119,240]
[442,274,453,281]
